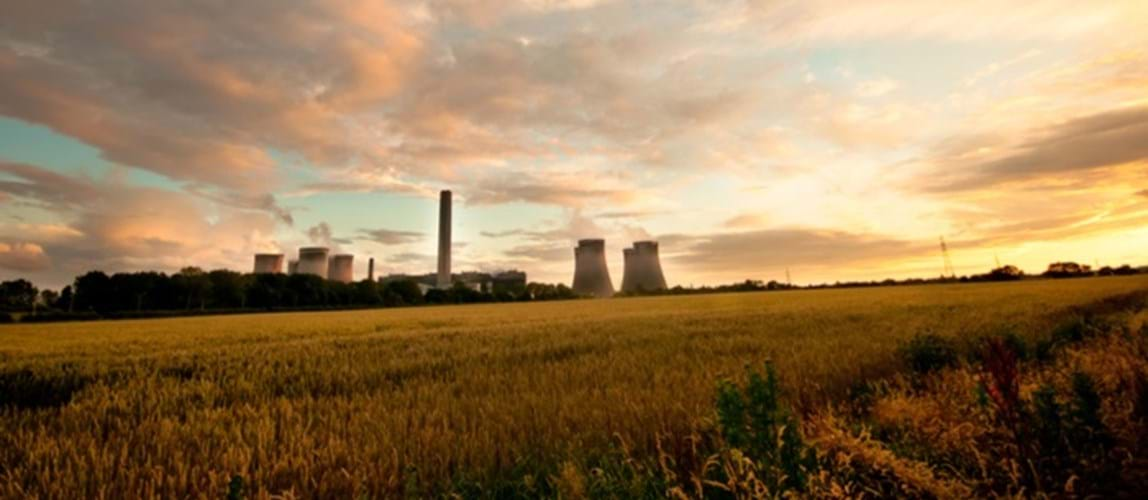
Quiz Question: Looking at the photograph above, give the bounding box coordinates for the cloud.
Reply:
[0,0,423,192]
[723,213,768,228]
[357,228,424,245]
[594,209,668,219]
[0,242,51,271]
[738,0,1148,44]
[305,222,351,249]
[503,243,572,263]
[466,174,631,206]
[949,197,1148,249]
[668,228,927,272]
[386,252,432,264]
[855,77,900,98]
[0,161,101,209]
[925,105,1148,191]
[1138,189,1148,198]
[0,162,280,285]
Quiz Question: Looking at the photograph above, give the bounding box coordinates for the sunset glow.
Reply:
[1,0,1146,287]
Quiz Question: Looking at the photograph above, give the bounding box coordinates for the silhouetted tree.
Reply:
[1044,262,1092,278]
[286,274,327,307]
[39,289,59,309]
[73,271,112,313]
[207,270,247,308]
[352,280,382,306]
[246,273,287,309]
[174,267,212,310]
[0,279,38,311]
[384,280,424,306]
[987,265,1024,281]
[56,285,74,311]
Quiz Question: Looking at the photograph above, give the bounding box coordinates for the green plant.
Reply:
[899,332,960,374]
[715,362,815,493]
[227,475,244,500]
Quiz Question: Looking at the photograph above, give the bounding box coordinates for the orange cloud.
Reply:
[0,242,51,272]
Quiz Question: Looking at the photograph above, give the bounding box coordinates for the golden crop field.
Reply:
[2,276,1147,498]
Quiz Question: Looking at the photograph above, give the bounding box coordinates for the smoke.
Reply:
[305,222,351,251]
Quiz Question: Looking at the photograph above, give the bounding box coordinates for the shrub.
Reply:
[981,337,1021,427]
[899,333,960,374]
[714,362,815,493]
[0,313,13,324]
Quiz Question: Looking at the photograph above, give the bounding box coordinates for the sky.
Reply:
[1,0,1146,289]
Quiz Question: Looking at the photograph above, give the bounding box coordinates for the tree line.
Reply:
[0,267,578,322]
[1,261,1142,322]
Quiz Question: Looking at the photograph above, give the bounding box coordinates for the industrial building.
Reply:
[572,239,614,298]
[620,240,667,293]
[297,247,330,279]
[253,253,285,274]
[327,254,354,283]
[380,270,527,294]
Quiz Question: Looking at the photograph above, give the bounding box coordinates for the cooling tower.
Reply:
[297,247,329,279]
[253,253,285,274]
[572,239,614,298]
[437,190,452,288]
[328,254,354,283]
[621,241,667,293]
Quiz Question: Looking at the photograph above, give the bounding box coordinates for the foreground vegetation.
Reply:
[1,276,1146,497]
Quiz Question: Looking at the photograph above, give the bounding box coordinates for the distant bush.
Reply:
[20,311,101,323]
[899,332,960,374]
[0,313,13,324]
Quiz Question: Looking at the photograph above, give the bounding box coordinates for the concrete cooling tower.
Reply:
[328,254,354,283]
[253,253,285,274]
[572,239,615,298]
[621,241,667,293]
[297,247,329,279]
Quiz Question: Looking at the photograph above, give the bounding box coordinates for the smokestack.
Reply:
[572,238,614,298]
[621,241,667,293]
[297,247,330,279]
[437,190,452,288]
[368,257,375,282]
[328,254,354,283]
[253,253,285,274]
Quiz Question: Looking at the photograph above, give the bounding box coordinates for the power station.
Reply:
[297,247,330,279]
[249,190,675,297]
[620,240,667,293]
[572,239,615,298]
[253,254,284,274]
[327,254,354,283]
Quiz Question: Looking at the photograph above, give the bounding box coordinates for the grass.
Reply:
[1,276,1146,497]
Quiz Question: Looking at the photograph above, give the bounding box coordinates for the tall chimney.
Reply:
[368,257,375,282]
[437,190,452,288]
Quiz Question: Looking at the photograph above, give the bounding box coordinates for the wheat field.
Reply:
[2,276,1147,498]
